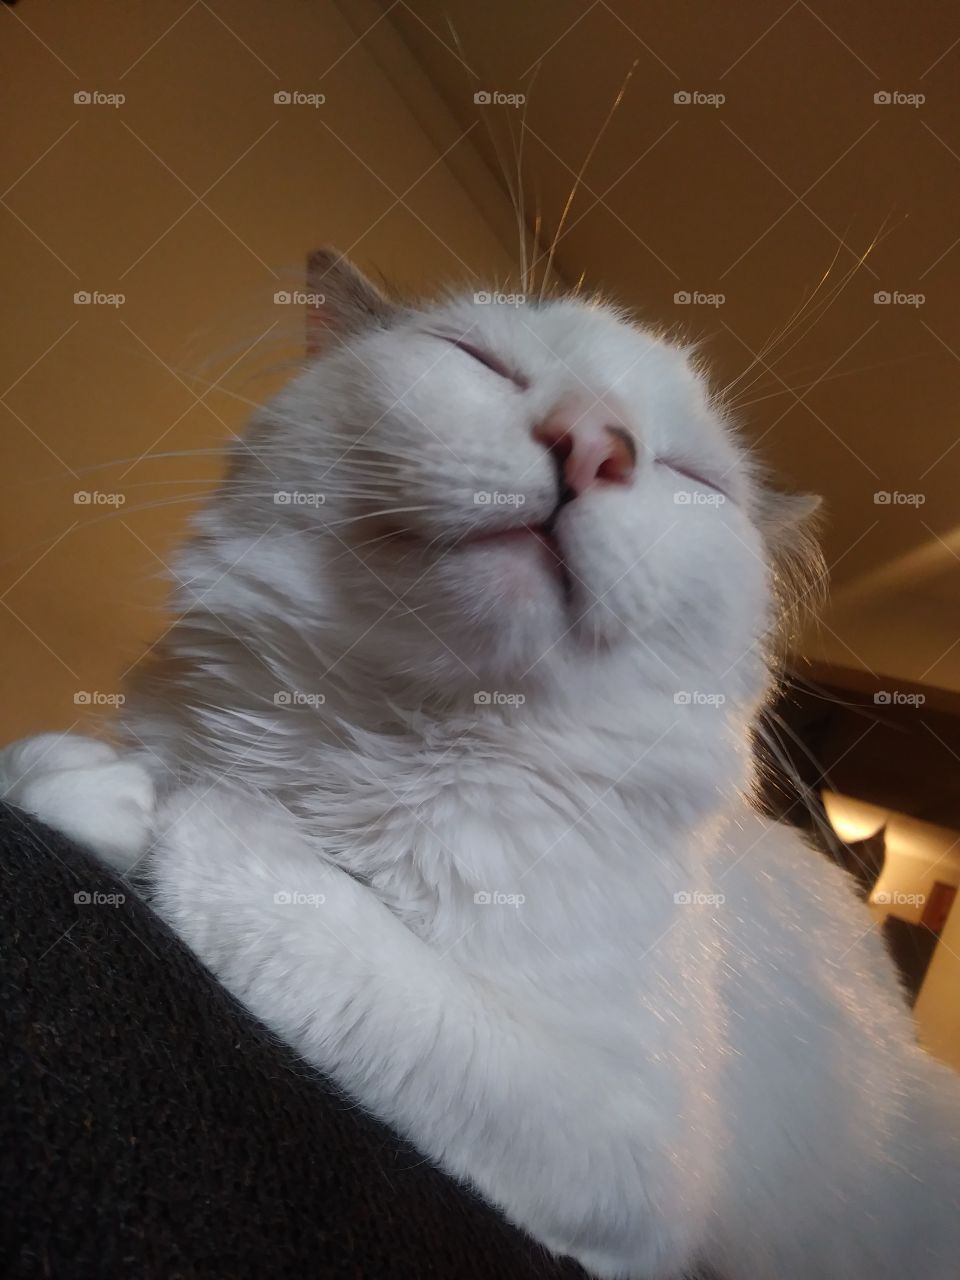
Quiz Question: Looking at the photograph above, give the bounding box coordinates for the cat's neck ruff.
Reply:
[129,580,761,898]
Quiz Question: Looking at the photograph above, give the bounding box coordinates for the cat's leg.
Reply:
[150,784,706,1280]
[0,733,155,872]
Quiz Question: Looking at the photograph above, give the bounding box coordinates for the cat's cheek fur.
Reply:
[561,484,769,664]
[324,538,566,690]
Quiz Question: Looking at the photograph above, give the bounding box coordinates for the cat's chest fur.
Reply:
[284,718,738,1039]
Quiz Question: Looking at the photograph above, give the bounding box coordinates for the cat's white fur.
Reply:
[2,255,958,1278]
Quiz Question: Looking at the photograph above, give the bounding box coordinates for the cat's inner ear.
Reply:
[305,249,395,357]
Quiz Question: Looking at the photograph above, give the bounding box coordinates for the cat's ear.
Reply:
[305,249,395,357]
[752,488,822,557]
[753,486,826,620]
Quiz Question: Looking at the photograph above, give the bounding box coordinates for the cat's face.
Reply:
[230,253,813,703]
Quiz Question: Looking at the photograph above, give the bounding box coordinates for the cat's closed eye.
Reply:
[657,457,730,500]
[437,335,528,389]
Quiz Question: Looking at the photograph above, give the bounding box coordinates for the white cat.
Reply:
[2,252,958,1279]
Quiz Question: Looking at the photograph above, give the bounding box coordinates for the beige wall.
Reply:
[0,0,519,740]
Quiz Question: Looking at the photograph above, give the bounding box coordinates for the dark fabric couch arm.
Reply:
[0,802,585,1280]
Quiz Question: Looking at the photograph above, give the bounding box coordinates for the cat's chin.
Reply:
[450,527,572,604]
[355,523,570,623]
[336,517,661,689]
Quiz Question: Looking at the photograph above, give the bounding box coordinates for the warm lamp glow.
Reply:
[822,791,960,920]
[822,791,887,844]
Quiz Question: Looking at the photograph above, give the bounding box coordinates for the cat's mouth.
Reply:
[372,514,575,604]
[459,523,574,601]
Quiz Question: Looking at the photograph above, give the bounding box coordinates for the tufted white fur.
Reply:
[2,255,957,1278]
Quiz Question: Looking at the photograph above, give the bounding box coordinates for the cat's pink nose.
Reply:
[532,396,637,497]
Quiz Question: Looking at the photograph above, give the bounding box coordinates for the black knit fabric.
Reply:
[0,802,587,1280]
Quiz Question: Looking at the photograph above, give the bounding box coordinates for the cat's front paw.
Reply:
[0,733,155,872]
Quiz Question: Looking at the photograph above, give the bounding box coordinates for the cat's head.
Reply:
[218,251,820,709]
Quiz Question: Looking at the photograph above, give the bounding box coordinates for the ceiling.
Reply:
[386,0,960,696]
